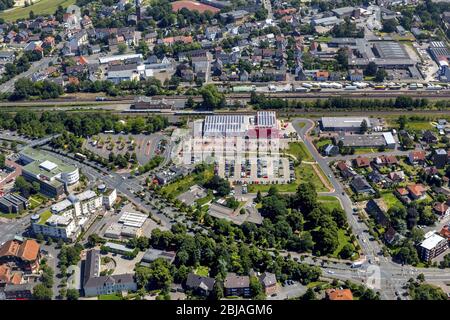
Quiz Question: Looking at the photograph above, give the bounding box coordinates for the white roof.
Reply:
[99,53,143,64]
[420,234,446,250]
[118,211,147,228]
[382,132,395,145]
[51,199,73,213]
[39,160,58,171]
[75,190,97,202]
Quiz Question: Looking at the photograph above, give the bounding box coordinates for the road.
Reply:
[291,118,450,300]
[0,56,55,93]
[39,147,173,228]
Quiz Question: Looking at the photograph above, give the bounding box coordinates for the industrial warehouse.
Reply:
[321,117,372,132]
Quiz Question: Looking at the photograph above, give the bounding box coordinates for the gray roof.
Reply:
[185,273,215,291]
[224,273,249,289]
[259,272,276,287]
[84,273,135,289]
[322,117,371,129]
[141,248,176,264]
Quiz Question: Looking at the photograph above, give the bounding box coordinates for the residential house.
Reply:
[83,249,137,297]
[224,273,250,297]
[419,233,448,262]
[375,155,398,167]
[432,149,448,169]
[259,272,277,296]
[324,144,339,156]
[325,288,353,300]
[350,176,374,194]
[406,184,427,200]
[354,157,370,168]
[408,151,426,165]
[366,198,390,227]
[388,171,405,182]
[185,273,215,297]
[0,239,40,273]
[433,202,450,218]
[422,130,438,144]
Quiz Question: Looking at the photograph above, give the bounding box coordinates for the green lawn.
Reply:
[247,163,328,193]
[0,0,76,21]
[196,194,214,206]
[161,166,214,197]
[354,147,378,154]
[285,142,314,162]
[98,293,123,300]
[195,266,209,277]
[381,192,403,208]
[37,210,52,225]
[29,194,47,210]
[318,195,342,211]
[306,281,328,289]
[315,139,332,150]
[331,229,352,258]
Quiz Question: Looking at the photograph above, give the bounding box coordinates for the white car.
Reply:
[327,270,335,274]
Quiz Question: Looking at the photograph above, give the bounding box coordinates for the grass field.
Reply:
[0,0,76,21]
[318,195,342,211]
[285,142,314,162]
[161,167,214,197]
[331,229,352,258]
[315,139,332,151]
[354,147,378,154]
[195,266,209,277]
[98,293,122,300]
[381,192,403,208]
[247,162,328,193]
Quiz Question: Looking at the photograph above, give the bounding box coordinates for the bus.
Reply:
[75,153,87,161]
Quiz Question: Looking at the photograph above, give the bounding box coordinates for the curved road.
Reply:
[292,118,450,300]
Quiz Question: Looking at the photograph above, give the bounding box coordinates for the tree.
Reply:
[14,176,32,197]
[66,289,79,300]
[364,61,377,76]
[375,69,387,82]
[0,153,5,168]
[382,19,398,33]
[199,84,226,109]
[360,119,368,133]
[249,275,264,299]
[33,284,53,300]
[186,96,195,109]
[410,283,447,300]
[300,288,317,300]
[294,182,317,214]
[117,43,127,54]
[338,243,355,259]
[212,279,224,300]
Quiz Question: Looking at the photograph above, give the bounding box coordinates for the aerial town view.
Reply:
[0,0,449,308]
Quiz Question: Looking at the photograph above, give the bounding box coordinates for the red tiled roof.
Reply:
[410,151,425,161]
[434,202,448,214]
[440,225,450,239]
[396,187,408,196]
[407,184,426,198]
[355,157,370,167]
[326,288,353,300]
[17,240,40,262]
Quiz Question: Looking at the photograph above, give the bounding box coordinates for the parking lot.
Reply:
[216,156,293,184]
[83,133,167,166]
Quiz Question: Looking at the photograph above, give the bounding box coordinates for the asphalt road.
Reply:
[291,118,450,299]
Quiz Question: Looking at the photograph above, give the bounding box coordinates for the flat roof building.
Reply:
[19,148,79,198]
[321,117,371,132]
[419,233,448,262]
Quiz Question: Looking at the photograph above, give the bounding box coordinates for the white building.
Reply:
[32,190,107,241]
[419,233,448,262]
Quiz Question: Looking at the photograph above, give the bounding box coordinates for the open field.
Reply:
[0,0,76,21]
[381,192,403,208]
[285,142,314,162]
[318,195,342,211]
[161,167,214,197]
